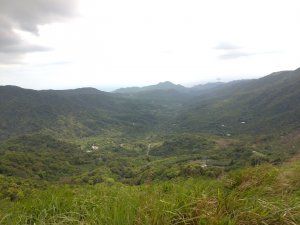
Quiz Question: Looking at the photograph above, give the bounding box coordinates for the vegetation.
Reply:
[1,68,300,140]
[176,68,300,135]
[1,162,300,224]
[0,68,300,224]
[0,131,299,224]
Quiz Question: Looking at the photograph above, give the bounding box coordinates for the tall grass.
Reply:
[1,163,300,225]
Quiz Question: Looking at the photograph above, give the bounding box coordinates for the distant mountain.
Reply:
[114,81,187,93]
[114,81,238,98]
[113,81,227,106]
[190,82,224,92]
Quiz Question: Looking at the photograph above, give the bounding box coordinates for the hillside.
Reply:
[113,68,300,135]
[0,86,160,139]
[176,68,300,134]
[0,134,84,180]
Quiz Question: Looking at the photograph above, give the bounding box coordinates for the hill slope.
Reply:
[176,68,300,134]
[0,86,159,139]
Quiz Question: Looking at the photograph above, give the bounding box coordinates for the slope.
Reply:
[176,68,300,134]
[0,86,159,139]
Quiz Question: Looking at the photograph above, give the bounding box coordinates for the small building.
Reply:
[201,163,207,168]
[91,144,99,150]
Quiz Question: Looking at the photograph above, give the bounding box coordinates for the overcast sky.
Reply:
[0,0,299,91]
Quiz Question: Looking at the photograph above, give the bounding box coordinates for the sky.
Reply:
[0,0,300,91]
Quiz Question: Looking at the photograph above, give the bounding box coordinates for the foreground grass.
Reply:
[1,163,300,225]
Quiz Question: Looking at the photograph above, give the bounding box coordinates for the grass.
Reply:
[1,161,300,225]
[1,179,220,225]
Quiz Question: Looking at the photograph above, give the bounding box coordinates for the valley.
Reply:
[0,68,300,224]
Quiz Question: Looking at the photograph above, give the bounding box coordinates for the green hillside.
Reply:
[177,68,300,134]
[0,86,159,139]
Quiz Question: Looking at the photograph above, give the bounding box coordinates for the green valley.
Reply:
[0,68,300,224]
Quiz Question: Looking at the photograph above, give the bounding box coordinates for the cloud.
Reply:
[0,0,78,33]
[219,51,256,60]
[0,53,23,65]
[214,41,257,60]
[0,19,50,54]
[214,42,241,50]
[0,0,78,64]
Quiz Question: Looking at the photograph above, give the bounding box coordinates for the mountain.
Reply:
[0,68,299,140]
[113,81,228,107]
[176,68,300,134]
[114,81,187,93]
[190,82,224,92]
[0,86,160,139]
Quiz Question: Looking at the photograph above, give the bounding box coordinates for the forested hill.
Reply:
[114,68,300,135]
[177,68,300,134]
[0,67,300,139]
[0,86,159,139]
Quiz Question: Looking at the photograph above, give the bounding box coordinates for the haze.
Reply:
[0,0,300,91]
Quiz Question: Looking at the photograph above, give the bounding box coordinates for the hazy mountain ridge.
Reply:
[0,68,299,139]
[114,81,188,93]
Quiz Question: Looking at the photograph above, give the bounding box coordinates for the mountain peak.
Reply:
[114,81,186,93]
[157,81,175,85]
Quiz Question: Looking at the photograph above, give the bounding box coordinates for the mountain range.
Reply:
[0,68,299,139]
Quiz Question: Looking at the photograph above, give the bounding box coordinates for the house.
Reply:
[201,162,207,168]
[91,144,99,150]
